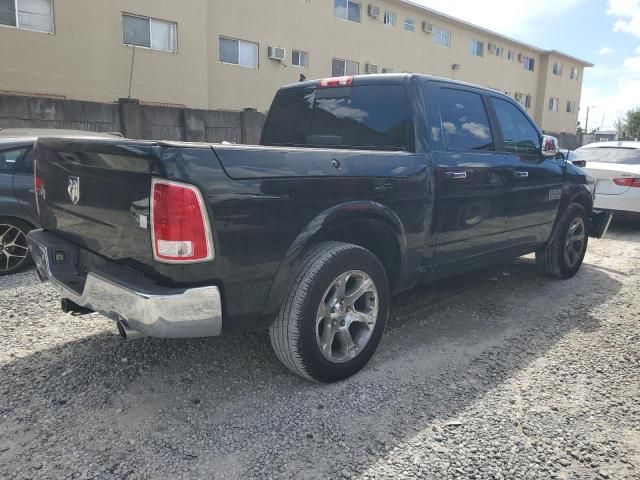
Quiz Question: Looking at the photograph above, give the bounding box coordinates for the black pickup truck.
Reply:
[28,74,610,382]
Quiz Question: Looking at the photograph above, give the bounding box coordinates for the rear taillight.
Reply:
[35,176,44,195]
[318,76,353,88]
[151,179,214,263]
[613,178,640,188]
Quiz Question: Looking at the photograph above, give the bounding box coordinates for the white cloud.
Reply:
[580,76,640,130]
[598,47,615,55]
[409,0,588,35]
[607,0,640,37]
[623,55,640,71]
[580,2,640,130]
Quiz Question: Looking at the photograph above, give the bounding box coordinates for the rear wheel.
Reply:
[536,203,588,279]
[269,242,390,383]
[0,218,32,276]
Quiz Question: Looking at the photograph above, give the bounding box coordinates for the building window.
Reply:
[0,0,53,33]
[404,17,414,31]
[495,46,504,57]
[525,95,532,109]
[123,14,177,52]
[552,62,563,76]
[334,0,361,23]
[432,26,451,47]
[469,39,484,57]
[570,67,579,80]
[383,10,396,26]
[381,67,394,73]
[566,101,576,113]
[292,50,309,68]
[332,57,359,76]
[507,50,514,62]
[219,36,258,68]
[549,97,559,112]
[522,56,535,71]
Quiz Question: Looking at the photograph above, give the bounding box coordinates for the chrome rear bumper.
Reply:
[27,230,222,338]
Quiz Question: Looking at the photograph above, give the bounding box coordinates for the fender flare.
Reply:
[547,185,594,245]
[260,201,408,323]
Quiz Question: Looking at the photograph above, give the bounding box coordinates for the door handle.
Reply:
[445,171,467,180]
[512,171,529,179]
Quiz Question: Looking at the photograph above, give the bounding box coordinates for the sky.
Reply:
[411,0,640,131]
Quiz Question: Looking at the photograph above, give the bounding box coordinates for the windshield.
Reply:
[573,147,640,165]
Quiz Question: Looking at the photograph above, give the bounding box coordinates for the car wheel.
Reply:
[0,218,33,276]
[269,242,390,383]
[535,203,588,279]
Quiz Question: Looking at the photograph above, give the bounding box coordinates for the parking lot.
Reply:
[1,221,639,480]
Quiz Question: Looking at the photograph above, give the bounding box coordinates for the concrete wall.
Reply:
[0,0,590,134]
[0,95,266,144]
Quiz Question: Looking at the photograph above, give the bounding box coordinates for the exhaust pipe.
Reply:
[116,321,144,342]
[61,298,93,315]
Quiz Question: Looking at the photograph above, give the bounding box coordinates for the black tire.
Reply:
[0,218,33,276]
[536,203,588,279]
[269,242,390,383]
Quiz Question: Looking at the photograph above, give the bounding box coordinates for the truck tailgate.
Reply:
[35,137,159,268]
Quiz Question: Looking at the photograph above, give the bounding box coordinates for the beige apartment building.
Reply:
[0,0,592,134]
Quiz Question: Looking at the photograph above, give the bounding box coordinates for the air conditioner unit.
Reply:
[488,43,497,53]
[365,63,379,74]
[368,4,380,18]
[422,21,433,33]
[267,46,286,62]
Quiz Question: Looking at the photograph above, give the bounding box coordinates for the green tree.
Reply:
[627,108,640,140]
[613,117,626,139]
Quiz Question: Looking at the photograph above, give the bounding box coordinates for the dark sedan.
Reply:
[0,129,121,275]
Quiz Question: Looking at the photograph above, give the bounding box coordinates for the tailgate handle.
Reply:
[512,171,529,178]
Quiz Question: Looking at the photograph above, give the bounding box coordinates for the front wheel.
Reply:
[536,203,588,279]
[269,242,390,383]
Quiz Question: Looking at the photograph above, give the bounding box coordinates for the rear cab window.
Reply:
[573,147,640,165]
[261,82,411,151]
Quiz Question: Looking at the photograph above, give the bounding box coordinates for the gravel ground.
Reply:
[1,222,639,480]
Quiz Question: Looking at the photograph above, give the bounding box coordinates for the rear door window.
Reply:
[0,147,28,175]
[491,97,541,155]
[437,89,494,151]
[262,84,409,150]
[15,147,35,175]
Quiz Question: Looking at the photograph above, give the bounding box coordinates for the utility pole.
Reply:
[128,43,136,99]
[584,106,597,134]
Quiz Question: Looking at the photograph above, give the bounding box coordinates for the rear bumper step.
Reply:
[27,230,222,339]
[588,210,613,239]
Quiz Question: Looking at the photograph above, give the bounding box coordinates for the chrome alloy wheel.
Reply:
[564,217,586,269]
[315,270,379,364]
[0,224,30,273]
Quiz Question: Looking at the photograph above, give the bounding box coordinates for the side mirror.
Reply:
[541,135,559,158]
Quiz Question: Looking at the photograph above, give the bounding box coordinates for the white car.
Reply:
[572,142,640,217]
